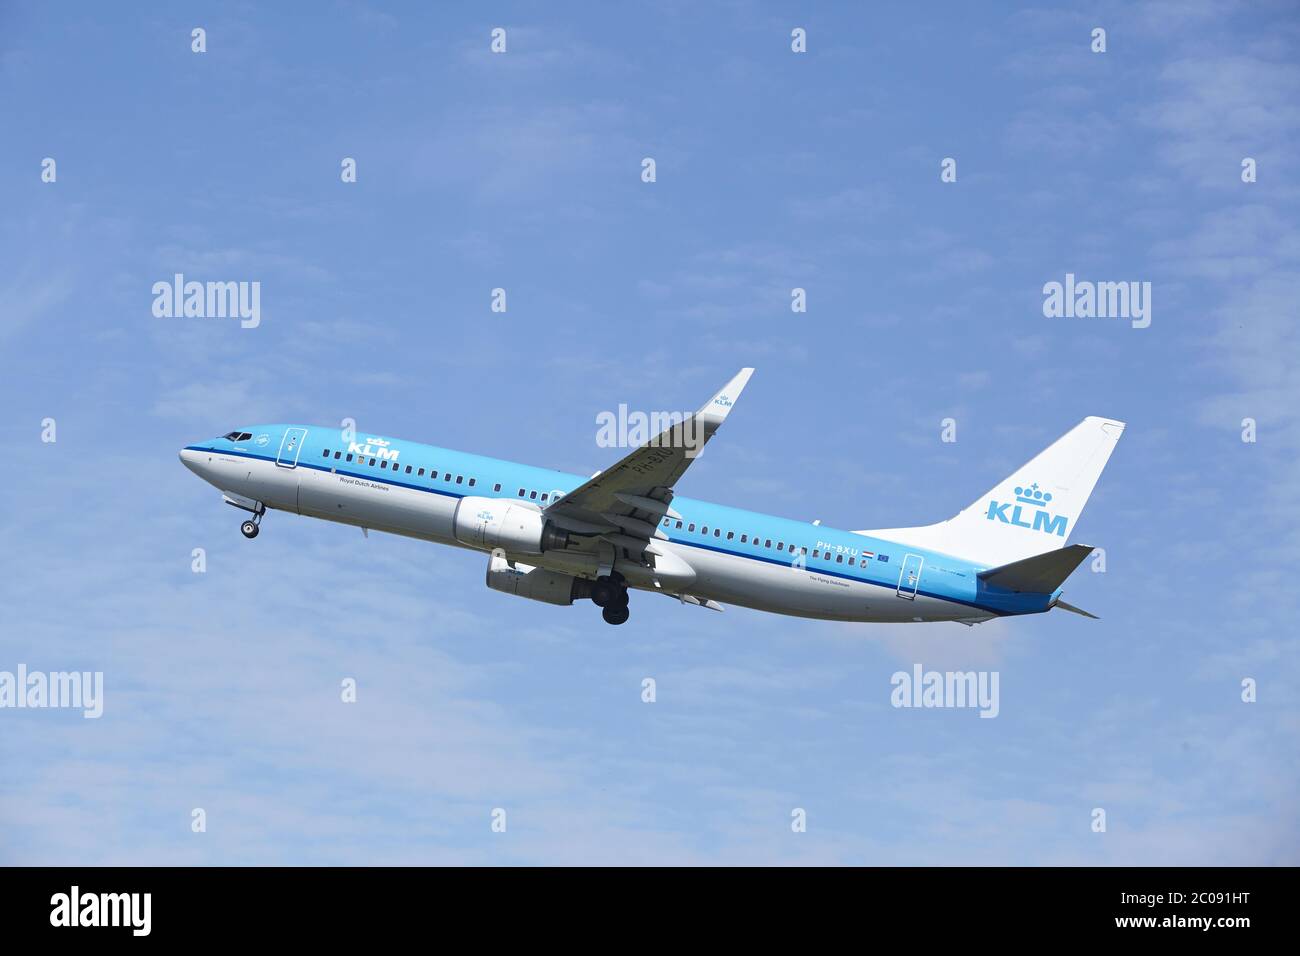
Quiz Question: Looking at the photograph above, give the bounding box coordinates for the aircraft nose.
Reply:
[179,447,203,475]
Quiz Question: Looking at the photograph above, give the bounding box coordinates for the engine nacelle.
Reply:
[453,496,569,554]
[486,554,590,606]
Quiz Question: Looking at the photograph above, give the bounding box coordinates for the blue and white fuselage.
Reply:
[179,371,1124,627]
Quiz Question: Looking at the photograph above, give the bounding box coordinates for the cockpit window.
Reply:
[223,431,253,442]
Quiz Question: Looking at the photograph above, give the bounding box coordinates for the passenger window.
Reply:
[726,531,734,540]
[801,547,808,555]
[456,475,463,484]
[418,468,425,476]
[741,535,748,543]
[529,490,538,499]
[849,557,856,566]
[405,465,412,474]
[701,526,708,535]
[813,550,820,558]
[540,493,548,502]
[518,488,526,497]
[836,554,844,563]
[368,458,376,466]
[380,460,388,469]
[688,524,695,532]
[444,473,451,481]
[494,483,501,492]
[346,454,353,462]
[824,552,831,561]
[334,451,341,460]
[714,528,720,537]
[777,541,784,550]
[663,518,670,526]
[322,449,330,457]
[764,539,772,548]
[676,521,683,529]
[469,478,476,487]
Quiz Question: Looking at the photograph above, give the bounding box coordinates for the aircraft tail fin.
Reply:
[858,417,1125,567]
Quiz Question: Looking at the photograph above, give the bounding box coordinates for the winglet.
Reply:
[695,367,754,430]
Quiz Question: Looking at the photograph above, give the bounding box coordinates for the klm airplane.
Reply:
[179,369,1124,626]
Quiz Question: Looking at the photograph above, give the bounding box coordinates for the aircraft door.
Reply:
[276,427,308,468]
[896,553,924,600]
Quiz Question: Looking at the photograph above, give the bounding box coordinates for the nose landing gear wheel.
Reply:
[240,520,259,539]
[602,604,630,625]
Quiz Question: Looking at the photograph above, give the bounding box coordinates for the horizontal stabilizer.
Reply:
[1053,599,1098,619]
[978,544,1095,593]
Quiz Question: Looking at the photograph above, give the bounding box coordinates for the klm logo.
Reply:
[713,394,733,408]
[986,481,1068,536]
[348,436,399,461]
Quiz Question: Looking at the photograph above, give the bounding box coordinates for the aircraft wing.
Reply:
[543,368,753,567]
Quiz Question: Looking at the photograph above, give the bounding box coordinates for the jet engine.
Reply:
[485,554,591,606]
[453,496,570,554]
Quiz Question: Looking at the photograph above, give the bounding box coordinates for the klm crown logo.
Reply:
[986,481,1068,537]
[1015,483,1052,506]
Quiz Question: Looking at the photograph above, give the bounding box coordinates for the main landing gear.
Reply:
[591,572,630,626]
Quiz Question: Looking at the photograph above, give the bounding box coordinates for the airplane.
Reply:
[179,369,1124,626]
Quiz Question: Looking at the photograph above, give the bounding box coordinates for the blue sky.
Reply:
[1,0,1297,864]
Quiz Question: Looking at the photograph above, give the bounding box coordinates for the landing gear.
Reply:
[227,495,266,539]
[591,577,617,608]
[602,603,630,626]
[592,572,630,624]
[239,508,264,539]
